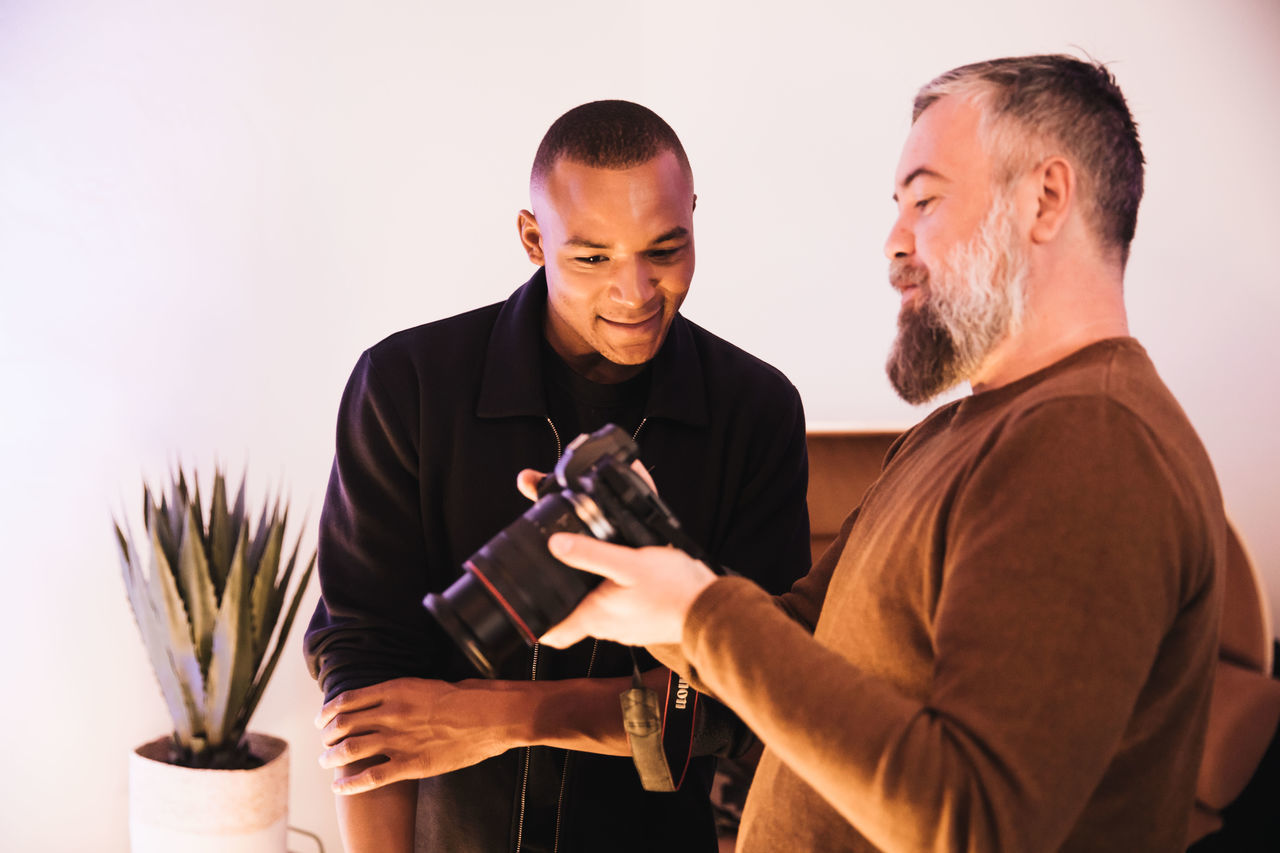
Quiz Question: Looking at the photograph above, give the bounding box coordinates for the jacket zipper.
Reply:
[552,640,599,852]
[514,416,646,853]
[514,420,562,853]
[514,641,539,853]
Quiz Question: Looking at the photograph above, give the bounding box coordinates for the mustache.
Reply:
[889,257,929,290]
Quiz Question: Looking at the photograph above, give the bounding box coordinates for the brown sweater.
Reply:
[675,339,1225,852]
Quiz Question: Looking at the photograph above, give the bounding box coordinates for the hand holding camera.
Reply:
[425,424,714,677]
[538,533,717,650]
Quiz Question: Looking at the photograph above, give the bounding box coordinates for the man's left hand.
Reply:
[540,533,717,649]
[316,677,517,795]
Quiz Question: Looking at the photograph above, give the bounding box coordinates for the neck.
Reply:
[970,261,1128,394]
[543,335,644,384]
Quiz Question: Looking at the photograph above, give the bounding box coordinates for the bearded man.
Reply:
[536,55,1226,852]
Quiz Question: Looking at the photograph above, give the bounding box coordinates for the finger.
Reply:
[316,686,383,729]
[333,760,403,796]
[516,468,546,502]
[629,459,657,492]
[540,616,589,648]
[318,733,384,770]
[546,533,641,585]
[321,710,384,747]
[540,586,611,648]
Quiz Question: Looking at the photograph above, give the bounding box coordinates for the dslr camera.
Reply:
[424,423,706,678]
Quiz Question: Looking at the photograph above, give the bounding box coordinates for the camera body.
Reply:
[424,424,704,677]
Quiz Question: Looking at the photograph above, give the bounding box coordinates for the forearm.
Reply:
[318,668,673,795]
[520,664,669,755]
[334,760,415,853]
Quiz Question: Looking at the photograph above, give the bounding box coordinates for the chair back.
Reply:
[1189,522,1280,844]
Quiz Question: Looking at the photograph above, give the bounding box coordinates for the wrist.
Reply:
[453,678,537,753]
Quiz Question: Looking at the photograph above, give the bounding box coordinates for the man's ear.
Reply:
[517,209,545,265]
[1029,157,1075,245]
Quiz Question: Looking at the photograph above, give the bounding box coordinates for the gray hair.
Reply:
[914,54,1145,266]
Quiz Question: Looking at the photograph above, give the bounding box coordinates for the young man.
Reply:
[304,101,810,852]
[542,57,1226,852]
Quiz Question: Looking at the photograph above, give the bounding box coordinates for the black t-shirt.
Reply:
[541,338,651,443]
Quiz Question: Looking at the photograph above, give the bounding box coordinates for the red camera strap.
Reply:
[620,657,697,792]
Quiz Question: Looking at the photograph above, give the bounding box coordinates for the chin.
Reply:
[605,349,656,368]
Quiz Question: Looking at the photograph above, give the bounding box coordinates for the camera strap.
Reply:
[619,651,697,792]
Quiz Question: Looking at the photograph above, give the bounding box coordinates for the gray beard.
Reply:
[885,196,1028,404]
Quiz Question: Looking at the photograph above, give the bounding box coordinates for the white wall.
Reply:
[2,1,1277,850]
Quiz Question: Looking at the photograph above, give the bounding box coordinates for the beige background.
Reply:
[2,0,1277,850]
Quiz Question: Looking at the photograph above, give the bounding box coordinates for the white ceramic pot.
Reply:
[129,732,289,853]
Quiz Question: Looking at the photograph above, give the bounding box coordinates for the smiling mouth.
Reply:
[601,312,661,329]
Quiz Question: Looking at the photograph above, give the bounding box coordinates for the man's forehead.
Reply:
[541,151,690,195]
[534,151,694,230]
[893,94,987,190]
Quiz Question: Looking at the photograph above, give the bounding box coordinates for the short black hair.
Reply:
[531,100,691,190]
[915,54,1145,266]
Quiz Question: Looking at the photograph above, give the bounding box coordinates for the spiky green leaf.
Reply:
[239,549,315,731]
[208,470,233,597]
[257,524,304,659]
[147,521,205,739]
[249,520,286,660]
[116,520,196,744]
[147,492,180,572]
[177,503,217,672]
[203,525,256,746]
[228,470,247,566]
[188,474,204,548]
[254,511,285,591]
[167,471,187,543]
[246,499,272,576]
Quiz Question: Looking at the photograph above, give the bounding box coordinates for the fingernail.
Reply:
[548,533,570,556]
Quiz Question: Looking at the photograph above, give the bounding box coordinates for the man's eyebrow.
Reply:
[650,226,689,245]
[892,167,947,201]
[565,236,610,250]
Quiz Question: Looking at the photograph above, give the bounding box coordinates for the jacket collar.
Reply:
[476,267,708,427]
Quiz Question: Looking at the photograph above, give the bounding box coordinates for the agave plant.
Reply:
[114,467,315,769]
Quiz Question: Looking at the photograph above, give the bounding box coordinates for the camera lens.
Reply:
[424,490,610,677]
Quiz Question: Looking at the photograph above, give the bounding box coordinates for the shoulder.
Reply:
[967,340,1224,553]
[349,300,505,392]
[365,299,505,374]
[336,299,506,425]
[1001,339,1212,479]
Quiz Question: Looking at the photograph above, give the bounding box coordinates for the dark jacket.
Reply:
[304,269,811,852]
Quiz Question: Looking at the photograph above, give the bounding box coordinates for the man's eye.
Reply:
[647,247,683,262]
[575,255,608,264]
[915,197,935,211]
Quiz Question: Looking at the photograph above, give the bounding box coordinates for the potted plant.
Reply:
[114,467,315,852]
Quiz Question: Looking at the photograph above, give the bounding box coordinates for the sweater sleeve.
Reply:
[303,350,459,702]
[678,397,1215,852]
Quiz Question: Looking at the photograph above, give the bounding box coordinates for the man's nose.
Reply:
[884,216,914,261]
[611,258,657,308]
